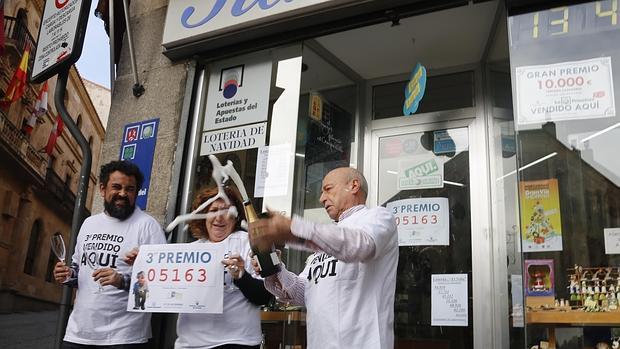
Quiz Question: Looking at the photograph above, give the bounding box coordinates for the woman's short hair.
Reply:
[188,186,246,240]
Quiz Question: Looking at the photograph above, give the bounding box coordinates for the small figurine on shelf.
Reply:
[568,274,579,294]
[585,289,600,312]
[569,286,579,303]
[595,281,602,302]
[612,337,619,349]
[605,267,613,282]
[603,280,608,294]
[601,294,609,311]
[610,284,616,293]
[532,270,547,292]
[610,293,619,311]
[582,281,589,302]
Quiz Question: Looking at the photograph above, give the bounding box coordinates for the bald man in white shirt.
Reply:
[249,167,398,349]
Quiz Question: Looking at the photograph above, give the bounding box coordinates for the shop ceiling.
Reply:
[301,1,506,91]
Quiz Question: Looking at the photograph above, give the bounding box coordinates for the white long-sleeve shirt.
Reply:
[264,205,398,349]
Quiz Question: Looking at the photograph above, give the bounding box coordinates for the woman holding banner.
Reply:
[175,186,272,349]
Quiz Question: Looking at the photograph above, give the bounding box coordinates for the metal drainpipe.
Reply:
[53,67,93,349]
[109,0,115,93]
[122,0,144,97]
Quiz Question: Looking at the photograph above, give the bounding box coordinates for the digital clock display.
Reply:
[509,0,620,47]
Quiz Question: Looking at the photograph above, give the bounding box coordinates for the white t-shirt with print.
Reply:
[302,206,398,349]
[64,207,167,345]
[175,231,262,349]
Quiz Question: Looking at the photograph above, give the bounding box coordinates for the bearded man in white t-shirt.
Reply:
[53,161,166,349]
[250,167,398,349]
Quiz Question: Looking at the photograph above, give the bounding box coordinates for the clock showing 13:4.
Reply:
[510,1,620,47]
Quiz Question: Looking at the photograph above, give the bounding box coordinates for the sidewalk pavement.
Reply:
[0,310,58,349]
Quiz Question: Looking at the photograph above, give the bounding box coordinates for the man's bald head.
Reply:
[319,167,368,221]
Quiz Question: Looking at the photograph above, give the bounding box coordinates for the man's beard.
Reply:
[104,195,135,220]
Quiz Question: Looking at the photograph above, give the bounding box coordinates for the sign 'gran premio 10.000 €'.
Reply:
[30,0,92,83]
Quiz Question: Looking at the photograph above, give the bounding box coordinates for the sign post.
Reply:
[30,1,92,348]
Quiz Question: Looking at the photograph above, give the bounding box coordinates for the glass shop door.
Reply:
[370,122,475,349]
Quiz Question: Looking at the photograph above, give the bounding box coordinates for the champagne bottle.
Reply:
[244,201,281,277]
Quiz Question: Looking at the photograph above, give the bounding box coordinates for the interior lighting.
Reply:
[496,152,558,181]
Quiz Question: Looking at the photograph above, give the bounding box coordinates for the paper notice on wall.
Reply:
[515,57,615,125]
[254,144,291,198]
[431,274,468,327]
[604,228,620,254]
[387,198,450,246]
[510,274,524,328]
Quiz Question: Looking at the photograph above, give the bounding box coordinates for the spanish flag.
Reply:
[1,46,30,108]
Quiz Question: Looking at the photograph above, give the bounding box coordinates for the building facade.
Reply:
[100,0,620,348]
[0,0,105,312]
[81,79,110,130]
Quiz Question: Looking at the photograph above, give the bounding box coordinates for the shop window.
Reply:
[297,86,356,211]
[372,71,475,120]
[508,1,620,347]
[23,219,42,275]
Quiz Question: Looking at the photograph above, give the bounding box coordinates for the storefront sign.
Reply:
[431,274,468,327]
[120,119,159,210]
[387,198,450,246]
[403,63,427,115]
[128,243,224,313]
[204,54,272,130]
[31,0,91,82]
[515,57,615,125]
[519,179,563,252]
[398,156,444,190]
[254,144,291,198]
[163,0,355,48]
[200,122,266,155]
[604,228,620,254]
